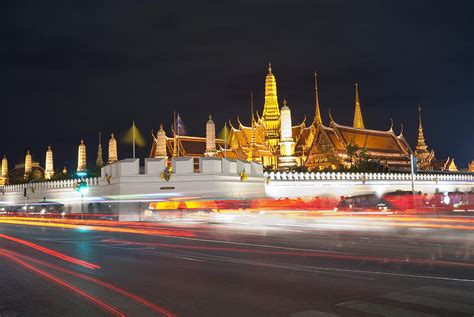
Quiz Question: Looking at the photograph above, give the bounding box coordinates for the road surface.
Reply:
[1,214,474,316]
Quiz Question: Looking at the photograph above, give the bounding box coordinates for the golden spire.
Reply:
[416,106,428,152]
[313,72,322,125]
[96,132,104,167]
[353,83,365,129]
[248,92,257,161]
[262,62,280,149]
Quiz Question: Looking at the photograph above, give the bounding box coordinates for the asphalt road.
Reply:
[1,215,474,316]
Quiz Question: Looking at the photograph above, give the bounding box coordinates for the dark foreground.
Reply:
[1,214,474,316]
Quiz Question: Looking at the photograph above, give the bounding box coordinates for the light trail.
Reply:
[0,249,124,317]
[101,238,474,269]
[0,219,196,237]
[1,249,176,317]
[0,234,100,270]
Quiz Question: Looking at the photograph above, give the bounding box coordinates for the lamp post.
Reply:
[76,171,88,221]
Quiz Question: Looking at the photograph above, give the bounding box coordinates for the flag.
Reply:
[122,122,146,148]
[173,113,187,136]
[218,124,230,140]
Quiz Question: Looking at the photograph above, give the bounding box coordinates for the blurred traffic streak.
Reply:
[2,191,473,222]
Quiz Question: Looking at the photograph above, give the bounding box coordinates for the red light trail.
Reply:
[0,248,176,317]
[0,233,100,270]
[0,249,125,317]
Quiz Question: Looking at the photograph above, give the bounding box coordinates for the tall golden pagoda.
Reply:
[353,83,365,129]
[414,106,435,170]
[262,63,281,149]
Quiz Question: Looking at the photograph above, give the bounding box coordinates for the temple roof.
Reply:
[330,121,411,154]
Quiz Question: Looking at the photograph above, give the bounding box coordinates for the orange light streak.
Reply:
[0,219,195,237]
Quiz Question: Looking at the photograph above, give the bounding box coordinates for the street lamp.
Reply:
[75,171,89,221]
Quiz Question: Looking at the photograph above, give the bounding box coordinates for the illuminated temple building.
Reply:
[151,63,460,172]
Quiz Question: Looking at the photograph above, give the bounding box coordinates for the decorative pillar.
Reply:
[278,100,297,170]
[155,124,168,159]
[77,140,87,172]
[45,146,54,180]
[24,150,32,178]
[108,133,118,163]
[205,115,217,156]
[2,155,8,178]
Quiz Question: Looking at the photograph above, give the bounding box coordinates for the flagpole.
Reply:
[132,121,136,159]
[177,113,180,157]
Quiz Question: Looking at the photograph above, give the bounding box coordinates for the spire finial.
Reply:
[328,108,334,123]
[160,123,164,129]
[268,62,272,73]
[48,145,51,150]
[313,71,322,125]
[209,114,212,120]
[418,105,423,129]
[353,82,365,129]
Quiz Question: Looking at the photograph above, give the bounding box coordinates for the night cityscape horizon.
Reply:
[1,2,474,317]
[2,2,473,169]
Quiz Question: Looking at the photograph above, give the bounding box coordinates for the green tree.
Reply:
[345,141,359,169]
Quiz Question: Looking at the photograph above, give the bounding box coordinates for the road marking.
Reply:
[380,292,474,314]
[290,310,337,317]
[336,300,434,317]
[416,285,474,300]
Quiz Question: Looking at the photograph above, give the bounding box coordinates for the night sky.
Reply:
[2,1,473,171]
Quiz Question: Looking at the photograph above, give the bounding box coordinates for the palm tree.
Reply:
[345,141,359,168]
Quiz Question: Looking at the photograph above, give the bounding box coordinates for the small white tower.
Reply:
[2,155,8,178]
[278,100,297,170]
[77,140,87,172]
[24,150,32,177]
[45,146,54,180]
[108,133,118,163]
[205,115,217,156]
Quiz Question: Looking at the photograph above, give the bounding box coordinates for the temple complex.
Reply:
[0,64,469,186]
[148,63,465,173]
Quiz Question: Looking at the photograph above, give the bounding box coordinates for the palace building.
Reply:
[148,63,461,172]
